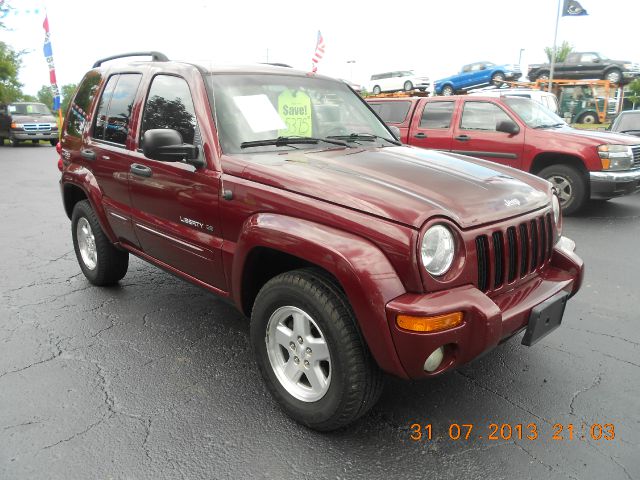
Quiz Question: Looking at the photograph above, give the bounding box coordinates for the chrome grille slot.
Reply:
[632,146,640,168]
[507,227,517,283]
[519,223,529,277]
[530,220,539,270]
[23,123,52,132]
[492,231,504,289]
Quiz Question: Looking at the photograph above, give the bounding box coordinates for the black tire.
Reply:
[10,137,19,147]
[535,71,550,82]
[32,139,39,145]
[441,85,455,96]
[491,72,505,86]
[50,139,57,146]
[250,268,383,431]
[577,111,599,124]
[403,80,413,92]
[71,200,128,286]
[538,164,587,215]
[372,85,381,95]
[604,68,622,85]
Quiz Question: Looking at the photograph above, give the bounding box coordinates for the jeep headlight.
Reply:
[421,225,455,276]
[598,144,633,171]
[552,194,562,240]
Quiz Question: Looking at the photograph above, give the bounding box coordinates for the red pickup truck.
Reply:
[367,95,640,214]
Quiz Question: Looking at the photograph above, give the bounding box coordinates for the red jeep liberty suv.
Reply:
[58,52,583,431]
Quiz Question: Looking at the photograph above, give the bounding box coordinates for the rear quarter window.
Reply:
[66,71,103,138]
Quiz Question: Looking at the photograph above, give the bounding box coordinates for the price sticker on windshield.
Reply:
[278,90,312,137]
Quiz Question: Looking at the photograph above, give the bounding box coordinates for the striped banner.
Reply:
[42,14,60,111]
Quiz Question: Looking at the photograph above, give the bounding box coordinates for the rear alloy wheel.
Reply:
[538,164,587,215]
[71,200,129,285]
[441,85,454,96]
[605,69,622,85]
[372,85,381,95]
[251,269,383,431]
[403,81,413,92]
[491,72,506,86]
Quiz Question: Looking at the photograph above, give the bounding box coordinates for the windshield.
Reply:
[615,113,640,132]
[9,103,52,115]
[503,96,565,128]
[207,74,393,153]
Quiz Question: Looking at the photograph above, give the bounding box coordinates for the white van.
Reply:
[368,71,430,95]
[469,88,558,113]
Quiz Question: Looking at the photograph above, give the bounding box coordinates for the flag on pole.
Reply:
[562,0,588,16]
[43,14,61,111]
[310,31,325,74]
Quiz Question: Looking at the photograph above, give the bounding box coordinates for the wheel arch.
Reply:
[530,152,588,177]
[232,213,408,378]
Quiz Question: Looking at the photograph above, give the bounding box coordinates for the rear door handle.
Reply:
[130,163,152,178]
[80,149,96,160]
[454,135,470,142]
[414,132,427,139]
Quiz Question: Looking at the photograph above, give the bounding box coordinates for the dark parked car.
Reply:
[529,52,640,85]
[609,110,640,137]
[0,102,59,146]
[58,52,583,431]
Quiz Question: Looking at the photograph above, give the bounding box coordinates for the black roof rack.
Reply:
[92,51,169,68]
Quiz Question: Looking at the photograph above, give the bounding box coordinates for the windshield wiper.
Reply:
[533,123,565,129]
[240,136,348,149]
[620,129,640,133]
[327,133,401,146]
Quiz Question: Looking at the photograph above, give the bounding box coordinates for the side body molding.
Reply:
[232,213,409,378]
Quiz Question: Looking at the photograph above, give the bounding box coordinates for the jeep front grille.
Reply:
[476,214,554,293]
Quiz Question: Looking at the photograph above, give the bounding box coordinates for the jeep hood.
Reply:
[231,146,550,229]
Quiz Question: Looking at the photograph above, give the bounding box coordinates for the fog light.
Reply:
[424,347,444,372]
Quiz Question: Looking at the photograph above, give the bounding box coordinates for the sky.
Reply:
[2,0,639,98]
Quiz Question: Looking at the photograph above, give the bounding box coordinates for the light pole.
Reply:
[346,60,356,81]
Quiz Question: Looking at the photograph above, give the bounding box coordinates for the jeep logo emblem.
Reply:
[504,198,521,207]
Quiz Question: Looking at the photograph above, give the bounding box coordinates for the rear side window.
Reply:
[369,101,411,124]
[419,102,455,129]
[460,101,512,131]
[67,71,102,138]
[140,75,198,145]
[92,73,142,145]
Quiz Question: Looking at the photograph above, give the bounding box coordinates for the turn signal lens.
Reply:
[397,312,464,333]
[600,158,611,170]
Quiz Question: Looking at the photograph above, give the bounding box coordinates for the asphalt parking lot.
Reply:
[1,145,639,480]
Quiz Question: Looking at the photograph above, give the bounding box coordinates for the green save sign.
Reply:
[278,90,312,136]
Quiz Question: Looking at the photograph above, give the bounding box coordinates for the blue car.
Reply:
[434,61,521,96]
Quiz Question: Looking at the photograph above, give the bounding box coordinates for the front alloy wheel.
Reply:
[266,306,331,402]
[538,164,587,215]
[251,269,383,431]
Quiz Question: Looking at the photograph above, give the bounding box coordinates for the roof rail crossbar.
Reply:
[93,51,169,68]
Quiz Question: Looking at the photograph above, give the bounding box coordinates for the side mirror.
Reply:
[496,120,520,135]
[142,129,204,168]
[388,125,401,141]
[593,57,601,63]
[480,65,487,70]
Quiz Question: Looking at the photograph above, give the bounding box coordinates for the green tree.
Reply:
[37,85,54,109]
[627,79,640,110]
[60,83,77,114]
[544,41,573,63]
[0,41,23,103]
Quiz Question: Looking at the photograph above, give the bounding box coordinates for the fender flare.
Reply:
[232,213,409,378]
[61,167,117,244]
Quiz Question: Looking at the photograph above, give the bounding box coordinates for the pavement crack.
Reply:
[512,441,578,479]
[566,326,640,347]
[569,374,602,416]
[455,370,550,425]
[41,417,106,450]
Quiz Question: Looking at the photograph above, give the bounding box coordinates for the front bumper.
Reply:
[384,237,583,379]
[590,169,640,199]
[622,71,640,79]
[11,130,59,141]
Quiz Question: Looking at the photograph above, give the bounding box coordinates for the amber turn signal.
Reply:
[396,312,464,333]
